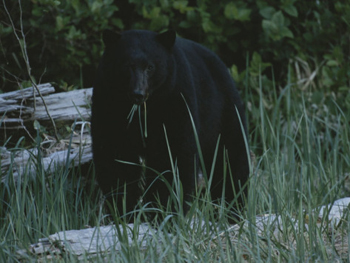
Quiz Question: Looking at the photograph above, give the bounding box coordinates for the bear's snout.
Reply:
[129,90,148,105]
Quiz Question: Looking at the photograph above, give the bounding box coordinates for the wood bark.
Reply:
[0,83,92,131]
[16,198,350,261]
[0,83,93,182]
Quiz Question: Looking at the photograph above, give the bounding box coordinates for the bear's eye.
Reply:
[146,64,154,71]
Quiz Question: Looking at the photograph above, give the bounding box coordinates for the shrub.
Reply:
[0,0,349,109]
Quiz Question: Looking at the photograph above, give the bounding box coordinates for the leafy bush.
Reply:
[0,0,121,91]
[1,0,349,104]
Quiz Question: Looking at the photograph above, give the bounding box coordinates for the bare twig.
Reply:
[2,0,60,142]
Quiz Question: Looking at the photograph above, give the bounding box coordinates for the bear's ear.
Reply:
[102,30,121,47]
[156,30,176,50]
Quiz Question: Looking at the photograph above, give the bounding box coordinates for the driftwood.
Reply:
[0,83,92,131]
[0,83,93,182]
[16,198,350,261]
[0,143,92,183]
[18,223,165,261]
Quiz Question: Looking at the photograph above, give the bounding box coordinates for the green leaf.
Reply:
[225,3,251,21]
[280,27,294,38]
[150,15,169,30]
[283,5,298,17]
[104,0,116,6]
[202,18,212,32]
[326,60,339,67]
[250,52,271,76]
[142,6,149,18]
[56,16,64,31]
[323,54,333,60]
[224,2,238,20]
[262,20,278,34]
[252,52,262,63]
[91,1,102,13]
[173,1,189,13]
[259,7,276,19]
[179,21,192,28]
[33,120,41,130]
[236,8,251,21]
[111,18,124,29]
[321,67,334,87]
[186,10,197,22]
[230,64,240,82]
[32,7,43,17]
[160,0,170,9]
[150,7,161,17]
[263,11,293,40]
[71,0,80,12]
[271,11,285,26]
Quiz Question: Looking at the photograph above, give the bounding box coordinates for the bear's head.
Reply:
[99,30,176,105]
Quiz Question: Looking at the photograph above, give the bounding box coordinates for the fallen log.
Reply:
[0,83,92,131]
[0,83,93,182]
[0,142,92,183]
[16,198,350,261]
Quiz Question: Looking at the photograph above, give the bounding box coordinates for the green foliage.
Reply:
[224,2,251,22]
[1,0,122,91]
[0,0,349,110]
[262,11,294,40]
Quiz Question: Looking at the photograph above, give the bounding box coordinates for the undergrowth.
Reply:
[0,75,349,262]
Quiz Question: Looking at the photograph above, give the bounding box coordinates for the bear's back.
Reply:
[174,37,230,81]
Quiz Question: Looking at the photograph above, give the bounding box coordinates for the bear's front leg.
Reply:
[93,139,143,221]
[142,123,197,218]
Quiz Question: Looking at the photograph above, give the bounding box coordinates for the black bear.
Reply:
[92,29,249,221]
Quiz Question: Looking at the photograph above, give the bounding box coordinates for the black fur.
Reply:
[92,30,249,220]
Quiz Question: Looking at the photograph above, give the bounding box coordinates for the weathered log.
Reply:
[1,143,92,183]
[0,83,92,131]
[16,198,350,261]
[0,83,54,100]
[0,83,93,182]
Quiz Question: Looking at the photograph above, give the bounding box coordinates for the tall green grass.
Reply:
[0,135,102,262]
[1,75,349,262]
